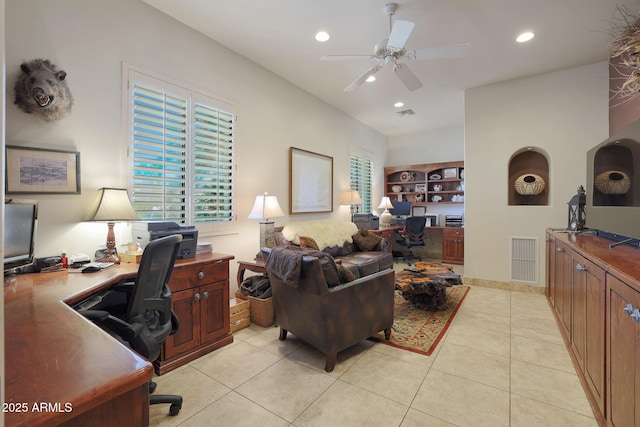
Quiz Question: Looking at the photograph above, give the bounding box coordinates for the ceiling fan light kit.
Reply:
[321,2,470,93]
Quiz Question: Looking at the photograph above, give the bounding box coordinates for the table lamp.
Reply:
[341,189,363,221]
[83,187,140,264]
[248,192,284,250]
[377,196,394,226]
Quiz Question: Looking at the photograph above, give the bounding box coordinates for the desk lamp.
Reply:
[341,190,363,221]
[377,196,394,226]
[248,192,284,251]
[83,187,140,264]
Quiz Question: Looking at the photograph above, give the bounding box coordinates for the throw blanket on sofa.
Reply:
[282,221,358,251]
[266,246,334,287]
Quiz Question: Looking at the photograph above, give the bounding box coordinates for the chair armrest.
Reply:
[78,309,143,342]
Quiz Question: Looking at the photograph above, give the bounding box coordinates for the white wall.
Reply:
[465,62,610,287]
[5,0,386,286]
[1,0,6,423]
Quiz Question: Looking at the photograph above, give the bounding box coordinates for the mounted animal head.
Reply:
[14,59,73,122]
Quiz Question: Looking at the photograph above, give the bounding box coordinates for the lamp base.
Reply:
[380,210,392,226]
[95,249,120,264]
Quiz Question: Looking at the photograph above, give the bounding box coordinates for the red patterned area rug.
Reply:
[371,285,469,356]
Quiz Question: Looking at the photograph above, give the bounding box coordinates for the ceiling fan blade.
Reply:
[321,54,373,61]
[394,63,423,91]
[387,20,415,51]
[412,43,471,60]
[344,64,383,92]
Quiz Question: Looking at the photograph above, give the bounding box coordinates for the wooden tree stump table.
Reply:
[395,262,462,311]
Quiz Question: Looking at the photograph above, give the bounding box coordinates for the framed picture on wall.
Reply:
[6,145,81,194]
[289,147,333,214]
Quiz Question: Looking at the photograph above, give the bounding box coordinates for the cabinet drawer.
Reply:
[170,260,229,292]
[443,228,464,238]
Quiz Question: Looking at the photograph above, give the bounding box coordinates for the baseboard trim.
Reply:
[463,276,545,294]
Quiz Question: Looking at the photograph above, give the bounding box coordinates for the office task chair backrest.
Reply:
[404,216,427,241]
[127,234,183,326]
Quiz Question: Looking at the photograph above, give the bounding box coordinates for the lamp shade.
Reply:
[247,192,284,221]
[377,197,393,210]
[341,190,363,205]
[83,188,139,221]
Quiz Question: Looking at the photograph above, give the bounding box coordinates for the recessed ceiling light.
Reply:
[315,31,330,42]
[516,31,535,43]
[365,75,376,83]
[394,102,404,108]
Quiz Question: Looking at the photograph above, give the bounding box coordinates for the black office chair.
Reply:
[396,216,427,265]
[78,234,184,416]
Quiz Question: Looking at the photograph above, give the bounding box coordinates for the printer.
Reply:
[352,213,379,230]
[133,222,199,259]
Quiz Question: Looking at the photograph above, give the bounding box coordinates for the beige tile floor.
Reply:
[149,265,598,427]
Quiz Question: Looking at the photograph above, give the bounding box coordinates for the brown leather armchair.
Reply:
[263,247,395,372]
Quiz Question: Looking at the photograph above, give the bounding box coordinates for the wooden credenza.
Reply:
[442,227,464,265]
[155,253,234,375]
[546,230,640,426]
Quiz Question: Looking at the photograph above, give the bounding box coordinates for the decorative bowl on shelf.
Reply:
[429,173,441,180]
[514,174,545,196]
[433,184,442,191]
[594,170,631,194]
[391,185,403,193]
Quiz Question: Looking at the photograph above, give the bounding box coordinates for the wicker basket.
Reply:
[235,291,274,327]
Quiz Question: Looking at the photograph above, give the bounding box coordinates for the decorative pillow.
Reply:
[352,229,382,252]
[322,241,353,257]
[319,256,341,287]
[299,235,319,250]
[337,265,356,283]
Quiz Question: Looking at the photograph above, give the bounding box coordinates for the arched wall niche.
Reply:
[592,141,638,206]
[508,148,550,206]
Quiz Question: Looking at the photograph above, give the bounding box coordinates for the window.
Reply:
[126,68,235,235]
[349,152,373,213]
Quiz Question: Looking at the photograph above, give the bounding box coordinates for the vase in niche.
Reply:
[594,170,631,194]
[514,174,545,196]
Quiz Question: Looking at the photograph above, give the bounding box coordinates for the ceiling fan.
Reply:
[321,3,470,92]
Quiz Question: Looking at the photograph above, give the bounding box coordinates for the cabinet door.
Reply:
[164,287,200,359]
[554,241,572,338]
[607,274,640,427]
[546,234,556,302]
[200,280,230,343]
[571,255,605,412]
[442,228,464,264]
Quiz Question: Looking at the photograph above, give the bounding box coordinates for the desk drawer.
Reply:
[171,260,229,292]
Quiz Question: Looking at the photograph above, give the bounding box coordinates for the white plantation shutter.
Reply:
[349,153,373,213]
[127,68,235,234]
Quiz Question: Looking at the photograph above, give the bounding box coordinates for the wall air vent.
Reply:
[396,109,415,116]
[510,236,538,283]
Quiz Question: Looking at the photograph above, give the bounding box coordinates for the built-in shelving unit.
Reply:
[384,161,464,206]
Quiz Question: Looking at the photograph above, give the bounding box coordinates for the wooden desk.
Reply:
[4,252,232,427]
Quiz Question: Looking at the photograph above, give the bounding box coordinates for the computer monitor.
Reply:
[389,201,411,216]
[4,199,38,275]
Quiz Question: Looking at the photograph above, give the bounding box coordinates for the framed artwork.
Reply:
[289,147,333,213]
[6,145,80,194]
[443,167,458,179]
[411,205,426,217]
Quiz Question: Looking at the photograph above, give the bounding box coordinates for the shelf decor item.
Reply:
[399,171,414,182]
[433,184,442,191]
[415,183,426,192]
[429,173,441,180]
[567,185,587,232]
[443,168,457,179]
[594,170,631,194]
[514,173,546,196]
[392,185,403,193]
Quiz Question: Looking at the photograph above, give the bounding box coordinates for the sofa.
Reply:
[274,221,394,279]
[262,246,395,372]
